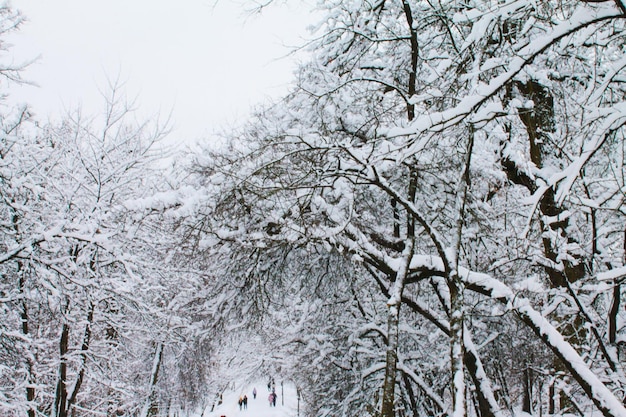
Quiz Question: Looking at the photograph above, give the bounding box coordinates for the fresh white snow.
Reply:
[194,381,300,417]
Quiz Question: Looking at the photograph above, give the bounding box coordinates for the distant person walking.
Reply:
[268,392,277,407]
[252,387,257,399]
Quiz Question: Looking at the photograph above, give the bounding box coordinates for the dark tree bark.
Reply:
[381,302,401,417]
[611,229,626,343]
[13,209,37,417]
[54,322,70,417]
[510,80,586,288]
[19,269,36,417]
[66,303,94,415]
[522,367,532,414]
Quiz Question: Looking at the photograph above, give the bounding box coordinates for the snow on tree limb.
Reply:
[515,306,626,417]
[462,267,626,417]
[385,3,622,159]
[0,227,63,265]
[552,101,626,205]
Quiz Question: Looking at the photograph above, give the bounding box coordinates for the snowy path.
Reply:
[201,381,299,417]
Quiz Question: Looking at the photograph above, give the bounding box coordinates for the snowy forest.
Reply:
[3,1,626,417]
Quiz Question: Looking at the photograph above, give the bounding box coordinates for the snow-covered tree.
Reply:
[0,73,194,416]
[183,1,626,417]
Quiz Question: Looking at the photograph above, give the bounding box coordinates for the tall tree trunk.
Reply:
[19,268,36,417]
[448,127,474,417]
[140,342,164,417]
[380,158,418,417]
[504,79,590,413]
[14,213,36,417]
[66,303,94,416]
[391,198,400,239]
[610,228,626,343]
[53,322,70,417]
[548,380,556,415]
[381,302,401,417]
[513,79,585,287]
[449,275,465,417]
[380,236,415,417]
[402,0,418,122]
[522,367,532,413]
[609,281,620,344]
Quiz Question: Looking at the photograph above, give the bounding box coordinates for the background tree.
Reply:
[0,75,199,416]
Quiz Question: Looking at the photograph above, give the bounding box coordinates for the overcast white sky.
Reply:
[6,1,313,143]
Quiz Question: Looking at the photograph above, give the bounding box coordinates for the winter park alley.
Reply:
[201,381,299,417]
[5,2,626,417]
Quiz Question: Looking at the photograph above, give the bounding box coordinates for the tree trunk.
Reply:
[140,342,164,417]
[448,127,474,417]
[17,266,36,417]
[522,367,531,413]
[53,322,70,417]
[66,303,94,415]
[381,302,401,417]
[450,275,465,417]
[548,380,556,415]
[609,282,621,344]
[610,229,626,343]
[380,234,414,417]
[512,79,585,288]
[14,211,37,417]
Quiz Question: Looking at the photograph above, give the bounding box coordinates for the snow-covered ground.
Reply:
[198,381,300,417]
